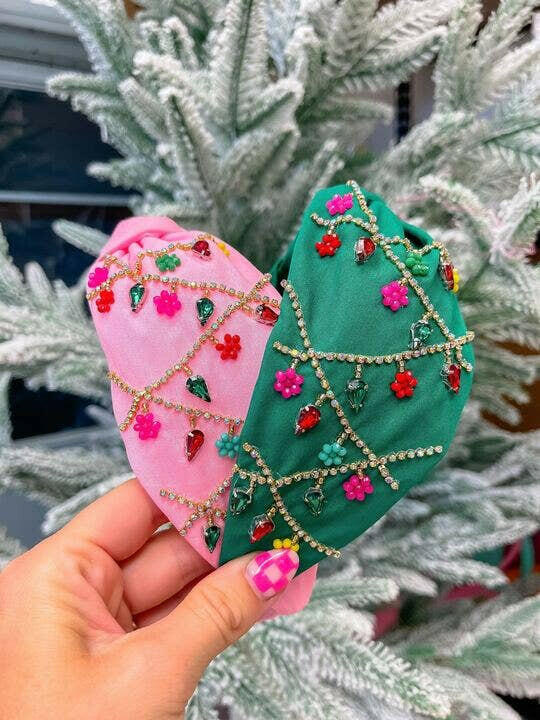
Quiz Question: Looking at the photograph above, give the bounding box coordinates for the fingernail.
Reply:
[245,548,299,600]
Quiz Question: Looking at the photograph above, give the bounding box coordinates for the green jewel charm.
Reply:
[405,252,429,276]
[230,486,253,515]
[129,283,146,312]
[155,253,181,272]
[196,297,215,326]
[346,377,368,412]
[186,374,211,402]
[304,486,326,516]
[409,319,433,350]
[215,432,240,458]
[318,442,347,466]
[203,523,221,553]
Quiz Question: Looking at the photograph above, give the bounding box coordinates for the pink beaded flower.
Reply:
[133,412,161,440]
[153,290,181,317]
[343,474,373,501]
[88,266,109,288]
[326,193,353,216]
[381,280,409,311]
[274,367,304,398]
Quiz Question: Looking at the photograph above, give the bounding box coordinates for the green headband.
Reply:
[219,182,474,574]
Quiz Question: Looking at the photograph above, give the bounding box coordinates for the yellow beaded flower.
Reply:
[273,537,300,552]
[216,240,230,257]
[452,268,460,293]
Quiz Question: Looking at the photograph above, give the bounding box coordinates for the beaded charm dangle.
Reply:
[203,521,221,553]
[409,319,432,350]
[255,304,279,326]
[88,266,108,288]
[304,486,325,516]
[196,296,215,326]
[230,485,253,515]
[381,280,409,311]
[215,431,240,458]
[192,237,211,259]
[133,412,161,440]
[346,365,368,412]
[317,442,347,466]
[249,512,275,543]
[274,366,304,398]
[294,404,321,435]
[405,252,429,276]
[441,362,461,393]
[96,288,114,313]
[390,369,418,398]
[342,474,373,502]
[326,192,353,216]
[186,374,211,402]
[154,290,181,317]
[185,418,204,461]
[129,283,146,313]
[215,333,241,360]
[315,233,341,258]
[155,253,180,272]
[354,237,376,264]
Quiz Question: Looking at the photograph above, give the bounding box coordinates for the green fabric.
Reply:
[219,184,474,574]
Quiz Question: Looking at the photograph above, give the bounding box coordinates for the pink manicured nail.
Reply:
[245,549,299,599]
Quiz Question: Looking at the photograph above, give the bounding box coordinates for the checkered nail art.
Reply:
[245,548,299,600]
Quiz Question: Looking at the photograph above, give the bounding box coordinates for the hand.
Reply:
[0,479,299,719]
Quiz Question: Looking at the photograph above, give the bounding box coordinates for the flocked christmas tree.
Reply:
[1,1,539,718]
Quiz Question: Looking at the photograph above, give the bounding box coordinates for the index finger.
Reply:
[64,478,167,561]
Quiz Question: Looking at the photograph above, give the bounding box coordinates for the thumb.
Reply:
[135,548,299,700]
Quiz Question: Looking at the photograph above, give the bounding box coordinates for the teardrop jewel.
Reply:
[196,297,215,326]
[129,283,146,312]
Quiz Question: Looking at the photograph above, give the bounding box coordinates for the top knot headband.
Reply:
[219,182,474,574]
[87,217,317,616]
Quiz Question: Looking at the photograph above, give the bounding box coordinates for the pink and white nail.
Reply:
[245,549,300,600]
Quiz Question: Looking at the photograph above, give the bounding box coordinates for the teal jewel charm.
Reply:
[129,282,146,312]
[203,523,221,553]
[409,319,432,350]
[196,297,215,326]
[304,486,325,516]
[186,374,211,402]
[230,486,253,515]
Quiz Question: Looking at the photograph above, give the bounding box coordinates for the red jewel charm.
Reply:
[390,370,418,398]
[441,362,461,393]
[215,333,241,360]
[439,261,455,290]
[294,404,321,435]
[315,233,341,257]
[192,238,211,259]
[255,304,279,326]
[185,428,205,461]
[354,237,376,264]
[96,288,114,313]
[249,513,275,543]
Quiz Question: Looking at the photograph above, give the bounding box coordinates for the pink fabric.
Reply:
[89,217,316,615]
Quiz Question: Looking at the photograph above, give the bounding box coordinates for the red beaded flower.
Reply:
[215,333,241,360]
[96,288,114,313]
[315,233,341,257]
[390,370,418,398]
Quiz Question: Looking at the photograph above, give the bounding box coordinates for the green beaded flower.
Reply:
[318,442,347,466]
[405,251,429,276]
[215,433,240,458]
[155,253,181,272]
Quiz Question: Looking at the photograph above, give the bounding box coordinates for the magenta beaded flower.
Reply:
[153,290,181,317]
[343,474,373,501]
[326,193,353,216]
[381,280,409,311]
[88,266,109,288]
[274,367,304,398]
[133,412,161,440]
